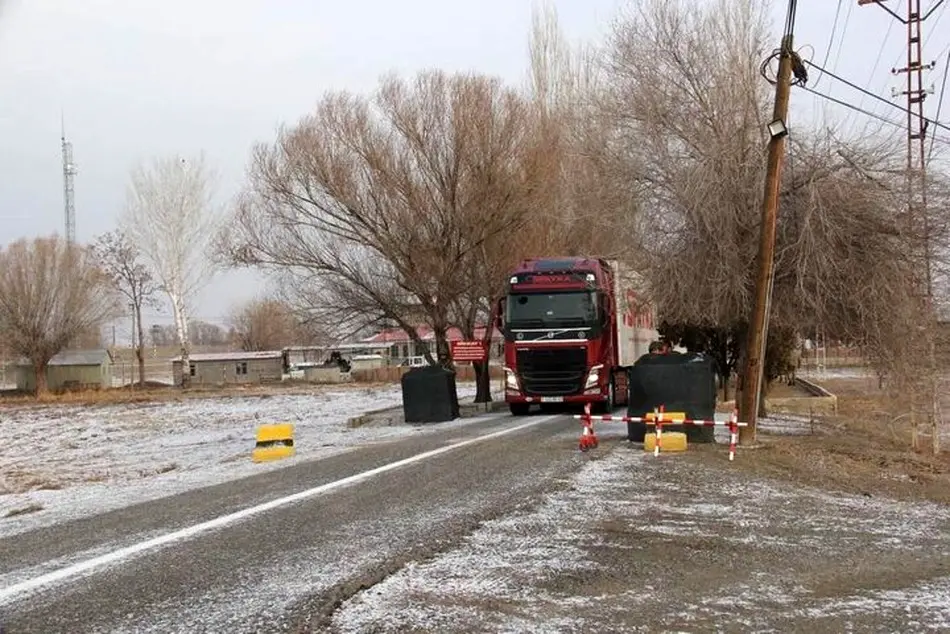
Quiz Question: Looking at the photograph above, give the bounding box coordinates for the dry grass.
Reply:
[4,502,44,518]
[2,469,66,495]
[0,379,397,409]
[731,375,950,505]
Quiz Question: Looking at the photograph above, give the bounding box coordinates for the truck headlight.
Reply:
[585,364,603,389]
[505,367,520,391]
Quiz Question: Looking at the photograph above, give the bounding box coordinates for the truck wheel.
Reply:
[509,403,530,416]
[596,379,615,414]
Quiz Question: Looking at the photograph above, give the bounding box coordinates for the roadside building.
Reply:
[356,325,503,366]
[15,349,114,392]
[172,350,285,385]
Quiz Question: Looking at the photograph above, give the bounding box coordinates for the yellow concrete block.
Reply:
[253,423,295,463]
[645,411,686,422]
[643,431,688,453]
[256,423,294,444]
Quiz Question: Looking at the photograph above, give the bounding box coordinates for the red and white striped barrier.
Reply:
[575,404,747,461]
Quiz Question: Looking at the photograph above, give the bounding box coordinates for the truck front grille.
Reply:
[516,347,588,396]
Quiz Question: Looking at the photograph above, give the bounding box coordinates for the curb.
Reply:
[347,396,506,427]
[793,377,838,415]
[794,376,836,398]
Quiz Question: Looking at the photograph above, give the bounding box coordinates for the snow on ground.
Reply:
[0,382,489,538]
[799,366,873,380]
[332,444,950,632]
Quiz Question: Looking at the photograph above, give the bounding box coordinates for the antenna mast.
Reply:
[61,114,77,244]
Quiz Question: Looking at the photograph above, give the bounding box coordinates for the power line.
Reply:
[866,0,947,120]
[923,0,948,22]
[799,85,904,129]
[811,0,844,89]
[803,59,950,135]
[855,15,895,115]
[830,0,854,77]
[929,49,950,162]
[800,83,950,147]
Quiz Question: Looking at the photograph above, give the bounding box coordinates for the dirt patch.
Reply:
[730,376,950,506]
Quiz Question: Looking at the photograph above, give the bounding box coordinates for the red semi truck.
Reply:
[496,257,658,416]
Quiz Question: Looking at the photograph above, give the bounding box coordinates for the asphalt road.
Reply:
[0,408,592,633]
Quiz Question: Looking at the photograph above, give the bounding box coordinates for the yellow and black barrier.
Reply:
[252,423,296,463]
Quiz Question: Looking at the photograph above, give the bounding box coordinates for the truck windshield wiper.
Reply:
[509,318,546,328]
[554,317,590,327]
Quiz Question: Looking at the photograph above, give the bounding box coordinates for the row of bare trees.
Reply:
[2,0,946,405]
[217,0,949,409]
[0,156,227,393]
[601,0,949,419]
[215,5,632,401]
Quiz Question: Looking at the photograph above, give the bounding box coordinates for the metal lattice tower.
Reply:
[895,0,934,298]
[61,116,77,244]
[859,0,944,453]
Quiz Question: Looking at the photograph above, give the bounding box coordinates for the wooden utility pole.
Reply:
[737,33,795,445]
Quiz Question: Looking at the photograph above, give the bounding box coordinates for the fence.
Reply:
[351,364,503,384]
[799,345,865,368]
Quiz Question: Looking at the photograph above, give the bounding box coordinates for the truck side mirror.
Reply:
[494,297,506,329]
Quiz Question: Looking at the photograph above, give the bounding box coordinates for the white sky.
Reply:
[1,0,948,335]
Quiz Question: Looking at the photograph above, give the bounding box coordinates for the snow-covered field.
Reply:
[0,383,488,538]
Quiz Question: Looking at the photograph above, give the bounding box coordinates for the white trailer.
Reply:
[608,259,660,367]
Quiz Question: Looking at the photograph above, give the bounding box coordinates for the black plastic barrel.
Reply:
[401,365,461,423]
[626,353,717,443]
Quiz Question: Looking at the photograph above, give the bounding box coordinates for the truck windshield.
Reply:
[506,291,597,328]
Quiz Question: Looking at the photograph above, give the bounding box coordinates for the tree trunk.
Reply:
[720,371,730,402]
[170,294,190,388]
[433,325,452,370]
[135,303,147,389]
[473,360,492,403]
[33,358,49,397]
[474,316,495,404]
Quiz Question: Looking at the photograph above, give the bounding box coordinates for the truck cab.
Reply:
[496,257,656,416]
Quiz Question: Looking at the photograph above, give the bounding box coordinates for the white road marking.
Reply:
[0,414,563,606]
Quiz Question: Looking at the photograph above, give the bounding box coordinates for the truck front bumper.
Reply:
[505,392,608,404]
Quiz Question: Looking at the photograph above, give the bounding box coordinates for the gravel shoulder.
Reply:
[329,439,950,633]
[327,377,950,633]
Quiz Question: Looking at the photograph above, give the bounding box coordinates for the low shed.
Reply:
[16,349,114,392]
[172,350,285,385]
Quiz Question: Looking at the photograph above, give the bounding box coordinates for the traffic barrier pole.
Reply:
[728,409,739,461]
[573,404,750,459]
[578,402,599,451]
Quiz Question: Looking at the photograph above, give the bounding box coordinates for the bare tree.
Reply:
[188,320,227,346]
[0,237,119,395]
[149,324,177,347]
[121,153,220,387]
[92,230,159,388]
[229,297,303,351]
[219,70,551,371]
[600,0,929,419]
[526,1,640,260]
